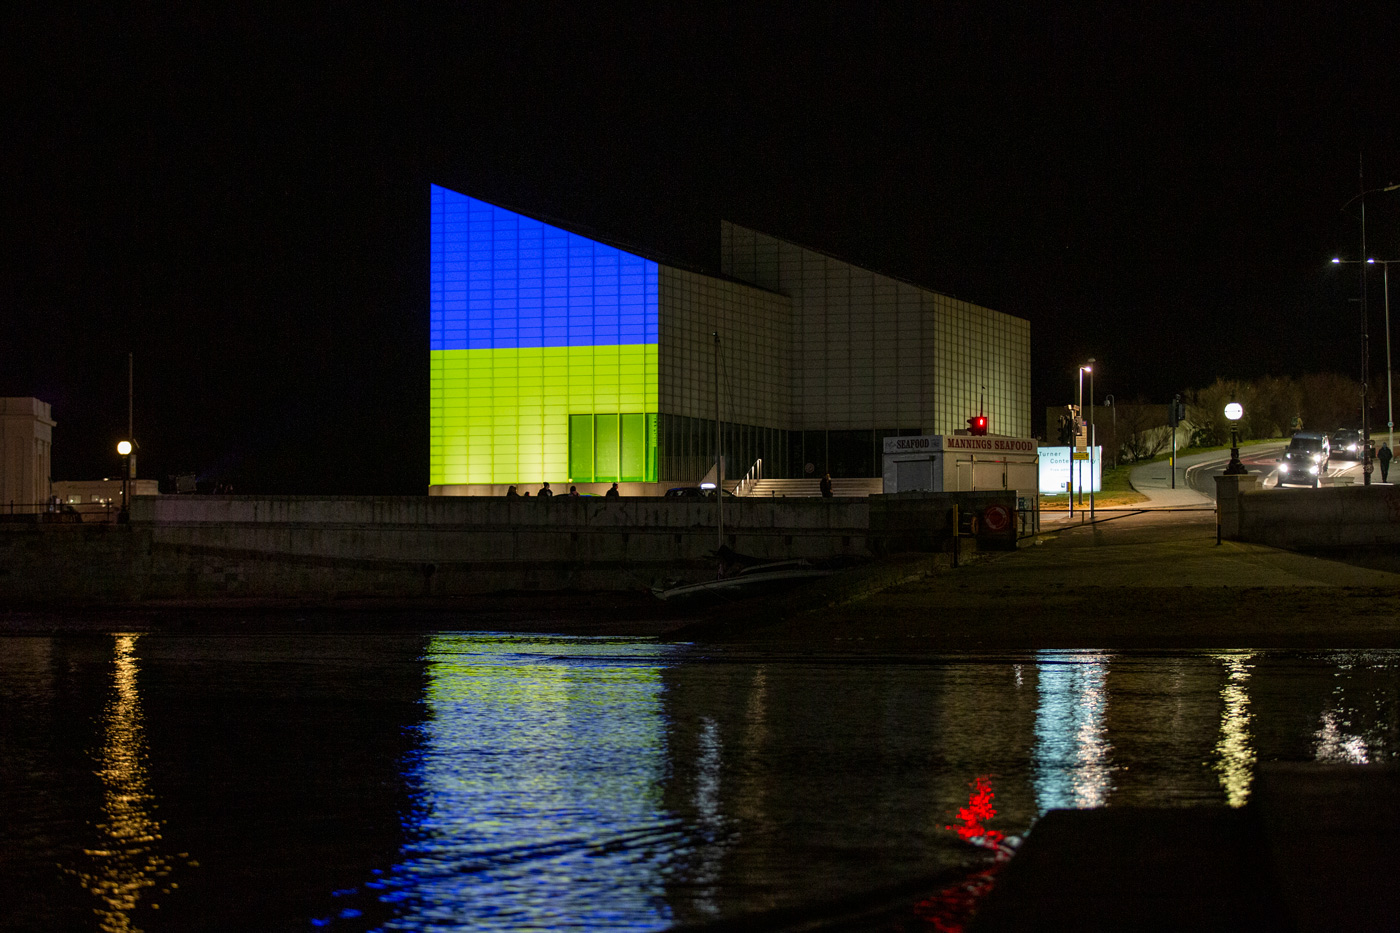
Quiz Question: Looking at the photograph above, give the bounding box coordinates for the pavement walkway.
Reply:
[1128,447,1233,507]
[1039,442,1281,527]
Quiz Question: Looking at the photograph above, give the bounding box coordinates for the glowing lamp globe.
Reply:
[1224,403,1243,422]
[117,441,133,456]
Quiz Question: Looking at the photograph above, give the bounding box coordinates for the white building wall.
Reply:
[721,222,1031,437]
[657,266,794,429]
[0,397,55,513]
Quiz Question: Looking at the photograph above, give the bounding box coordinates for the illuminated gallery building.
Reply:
[429,184,1031,494]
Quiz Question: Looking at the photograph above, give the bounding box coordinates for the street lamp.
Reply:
[1076,361,1095,514]
[1223,402,1247,475]
[1333,256,1396,451]
[1104,394,1116,469]
[1335,180,1400,485]
[117,440,133,512]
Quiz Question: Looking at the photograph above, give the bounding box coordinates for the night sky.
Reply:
[5,5,1398,493]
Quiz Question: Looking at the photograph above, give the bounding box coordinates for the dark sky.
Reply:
[4,5,1398,493]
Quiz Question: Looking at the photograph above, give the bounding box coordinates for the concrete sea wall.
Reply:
[0,495,871,603]
[0,492,1024,604]
[1217,476,1400,547]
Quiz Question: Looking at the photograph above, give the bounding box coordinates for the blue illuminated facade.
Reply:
[429,185,659,352]
[430,185,661,486]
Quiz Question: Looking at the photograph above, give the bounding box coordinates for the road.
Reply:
[1184,442,1375,498]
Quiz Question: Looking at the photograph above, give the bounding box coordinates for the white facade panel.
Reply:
[720,222,1031,437]
[657,266,793,430]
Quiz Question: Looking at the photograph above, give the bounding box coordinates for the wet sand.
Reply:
[672,510,1400,649]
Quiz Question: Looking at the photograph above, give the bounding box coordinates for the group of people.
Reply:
[506,482,621,498]
[502,475,844,497]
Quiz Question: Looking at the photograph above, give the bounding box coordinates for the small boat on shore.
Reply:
[651,558,835,606]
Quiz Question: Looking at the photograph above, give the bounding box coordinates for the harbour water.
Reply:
[2,631,1397,931]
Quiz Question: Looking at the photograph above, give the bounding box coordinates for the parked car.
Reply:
[1330,428,1364,460]
[663,485,733,498]
[1277,432,1330,487]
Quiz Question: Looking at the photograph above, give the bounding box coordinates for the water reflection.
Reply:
[8,638,1400,931]
[1033,651,1114,812]
[1213,652,1257,807]
[71,635,183,933]
[367,635,681,932]
[1313,651,1393,764]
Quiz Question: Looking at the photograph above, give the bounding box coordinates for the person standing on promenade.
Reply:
[606,483,620,497]
[1380,443,1393,482]
[820,473,833,497]
[539,482,553,497]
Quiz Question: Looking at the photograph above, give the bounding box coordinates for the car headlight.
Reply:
[1309,464,1319,474]
[1348,444,1358,452]
[1312,453,1322,461]
[1280,462,1290,472]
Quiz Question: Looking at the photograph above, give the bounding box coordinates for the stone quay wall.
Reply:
[0,495,875,603]
[0,492,1024,605]
[1216,476,1400,547]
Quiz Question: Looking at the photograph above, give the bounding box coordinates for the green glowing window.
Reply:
[569,413,656,483]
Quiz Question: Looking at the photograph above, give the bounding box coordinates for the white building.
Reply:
[0,397,55,514]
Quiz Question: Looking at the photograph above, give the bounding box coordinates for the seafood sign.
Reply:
[881,435,1038,454]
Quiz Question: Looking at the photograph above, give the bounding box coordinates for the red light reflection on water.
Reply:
[899,776,1010,933]
[945,775,1005,848]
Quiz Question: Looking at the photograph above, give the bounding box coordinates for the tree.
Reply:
[1252,375,1302,438]
[1114,402,1172,462]
[1297,372,1363,433]
[1187,379,1258,444]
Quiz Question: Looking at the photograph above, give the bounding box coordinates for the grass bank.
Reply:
[1039,459,1146,509]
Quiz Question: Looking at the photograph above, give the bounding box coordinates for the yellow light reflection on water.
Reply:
[71,634,183,933]
[1212,652,1257,808]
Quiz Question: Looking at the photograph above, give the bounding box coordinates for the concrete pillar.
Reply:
[1214,474,1259,540]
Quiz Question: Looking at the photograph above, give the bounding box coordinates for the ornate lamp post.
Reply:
[117,440,133,512]
[1223,403,1247,475]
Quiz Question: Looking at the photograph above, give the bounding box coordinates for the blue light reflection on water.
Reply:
[1032,651,1113,813]
[360,634,684,932]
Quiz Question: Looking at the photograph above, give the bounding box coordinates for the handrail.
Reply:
[734,458,764,497]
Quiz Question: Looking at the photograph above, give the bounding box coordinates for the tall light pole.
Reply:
[1087,360,1096,518]
[1338,179,1398,484]
[1077,362,1094,511]
[1334,257,1396,450]
[1104,395,1116,469]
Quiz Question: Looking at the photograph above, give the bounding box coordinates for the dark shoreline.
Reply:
[10,513,1400,649]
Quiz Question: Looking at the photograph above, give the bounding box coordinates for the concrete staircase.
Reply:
[731,477,885,498]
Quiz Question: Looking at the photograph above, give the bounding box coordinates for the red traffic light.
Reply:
[967,416,988,436]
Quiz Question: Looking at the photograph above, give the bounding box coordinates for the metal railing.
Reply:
[2,499,119,523]
[733,459,764,497]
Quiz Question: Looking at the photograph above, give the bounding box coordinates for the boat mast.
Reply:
[713,331,723,548]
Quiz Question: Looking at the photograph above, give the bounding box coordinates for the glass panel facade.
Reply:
[568,415,593,482]
[620,413,645,481]
[658,414,792,484]
[565,412,657,484]
[431,185,659,485]
[595,415,619,479]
